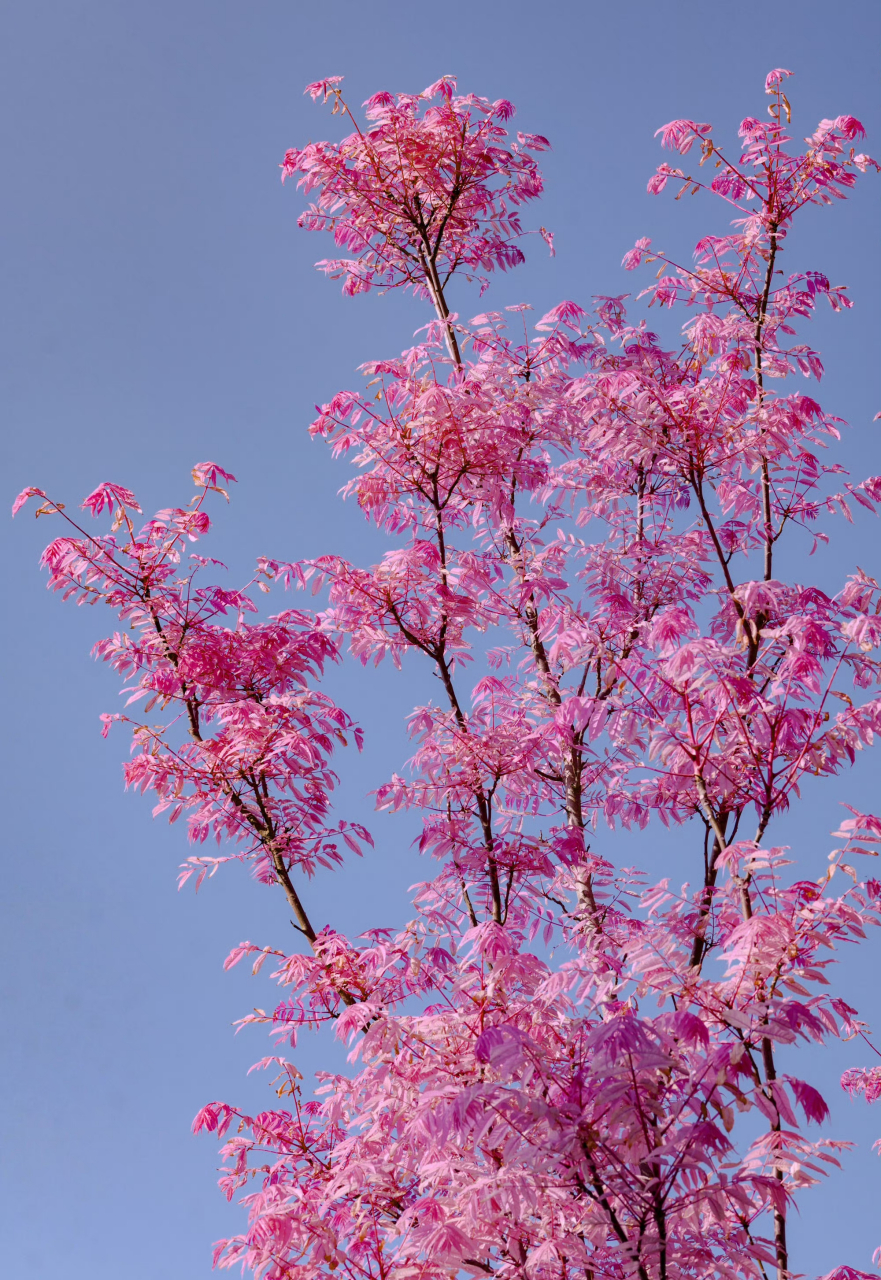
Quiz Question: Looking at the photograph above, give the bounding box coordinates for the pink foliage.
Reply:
[279,76,549,320]
[841,1067,881,1105]
[18,68,881,1280]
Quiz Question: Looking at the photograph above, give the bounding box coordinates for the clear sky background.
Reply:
[2,2,879,1276]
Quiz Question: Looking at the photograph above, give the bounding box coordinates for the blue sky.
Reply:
[2,2,879,1275]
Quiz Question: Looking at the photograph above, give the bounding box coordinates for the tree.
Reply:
[15,67,881,1280]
